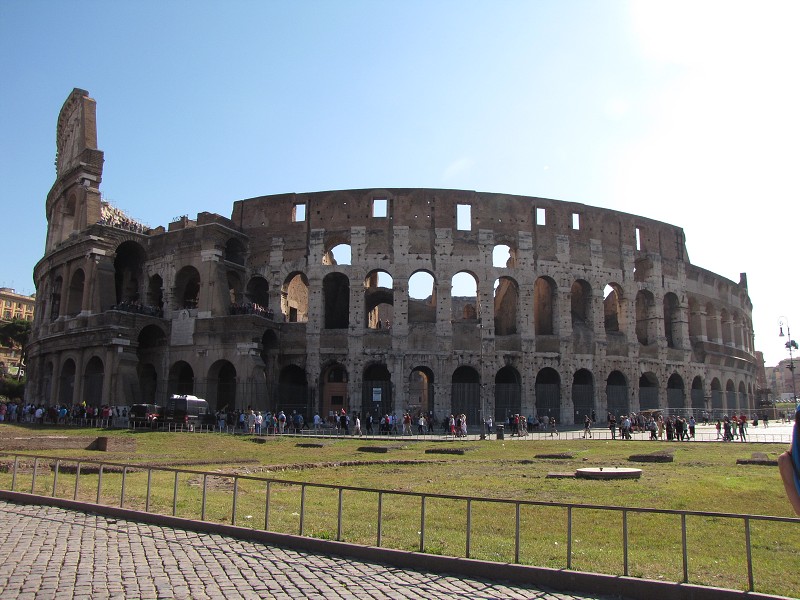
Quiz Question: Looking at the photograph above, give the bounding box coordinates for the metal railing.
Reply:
[1,452,798,597]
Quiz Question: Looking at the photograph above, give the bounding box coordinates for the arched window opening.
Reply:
[66,269,85,316]
[282,272,309,323]
[452,272,478,321]
[174,266,201,310]
[635,290,656,345]
[408,271,436,323]
[603,283,623,333]
[493,276,518,336]
[323,272,350,329]
[705,304,719,343]
[664,293,681,349]
[50,276,63,321]
[114,241,146,306]
[323,243,352,266]
[365,270,394,329]
[534,277,556,335]
[570,279,592,327]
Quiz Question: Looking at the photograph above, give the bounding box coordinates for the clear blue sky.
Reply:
[1,1,798,366]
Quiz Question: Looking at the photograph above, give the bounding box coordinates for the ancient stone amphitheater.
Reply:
[27,89,759,426]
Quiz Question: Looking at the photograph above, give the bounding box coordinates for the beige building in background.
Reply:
[26,89,762,424]
[0,287,35,376]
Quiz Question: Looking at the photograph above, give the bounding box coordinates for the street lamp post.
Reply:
[778,317,798,403]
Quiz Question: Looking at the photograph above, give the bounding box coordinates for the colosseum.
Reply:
[26,89,759,427]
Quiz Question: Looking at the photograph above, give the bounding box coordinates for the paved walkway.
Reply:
[0,500,629,600]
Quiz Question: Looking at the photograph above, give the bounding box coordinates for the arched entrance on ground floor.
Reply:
[363,363,392,419]
[535,367,561,424]
[84,357,104,407]
[691,376,705,412]
[58,359,76,406]
[572,369,594,425]
[606,371,629,418]
[321,363,348,423]
[639,372,659,411]
[208,360,237,412]
[276,365,311,419]
[494,366,521,423]
[667,373,685,412]
[408,366,434,417]
[451,366,480,427]
[168,361,195,397]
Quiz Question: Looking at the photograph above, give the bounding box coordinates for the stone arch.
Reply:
[495,365,521,423]
[363,363,392,418]
[282,272,309,323]
[705,303,719,342]
[688,297,701,340]
[639,372,659,411]
[137,324,167,404]
[408,270,436,323]
[603,283,624,334]
[409,366,434,416]
[58,358,76,405]
[226,271,244,306]
[66,269,85,316]
[535,367,561,423]
[726,378,737,413]
[364,270,394,329]
[84,356,104,407]
[738,380,748,413]
[663,292,681,349]
[570,279,592,327]
[168,361,195,396]
[323,242,352,266]
[667,373,685,411]
[493,276,518,336]
[174,266,201,310]
[114,240,147,305]
[572,368,594,425]
[606,370,629,417]
[534,277,557,335]
[720,309,732,345]
[452,271,479,321]
[50,275,63,320]
[323,272,350,329]
[208,360,237,412]
[147,275,164,313]
[635,290,656,345]
[451,365,480,428]
[691,376,705,412]
[246,276,270,309]
[321,363,348,421]
[711,378,724,416]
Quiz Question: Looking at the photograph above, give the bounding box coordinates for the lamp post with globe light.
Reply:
[778,317,798,404]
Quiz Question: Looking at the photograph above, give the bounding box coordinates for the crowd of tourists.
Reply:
[228,302,274,319]
[98,202,148,233]
[0,400,124,427]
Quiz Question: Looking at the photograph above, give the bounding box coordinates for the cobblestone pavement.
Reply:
[0,500,629,600]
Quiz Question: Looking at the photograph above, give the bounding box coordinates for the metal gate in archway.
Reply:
[495,383,521,423]
[535,383,561,424]
[607,385,629,418]
[363,380,393,418]
[451,382,480,427]
[639,387,659,411]
[572,384,593,425]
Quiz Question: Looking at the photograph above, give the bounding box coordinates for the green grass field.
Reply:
[1,425,798,597]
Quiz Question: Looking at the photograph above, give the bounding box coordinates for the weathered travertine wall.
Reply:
[26,90,758,427]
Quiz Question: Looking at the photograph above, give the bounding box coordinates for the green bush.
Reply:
[0,376,25,400]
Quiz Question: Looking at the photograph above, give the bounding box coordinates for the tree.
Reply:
[0,318,31,380]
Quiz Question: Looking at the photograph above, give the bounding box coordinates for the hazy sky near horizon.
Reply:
[1,1,799,366]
